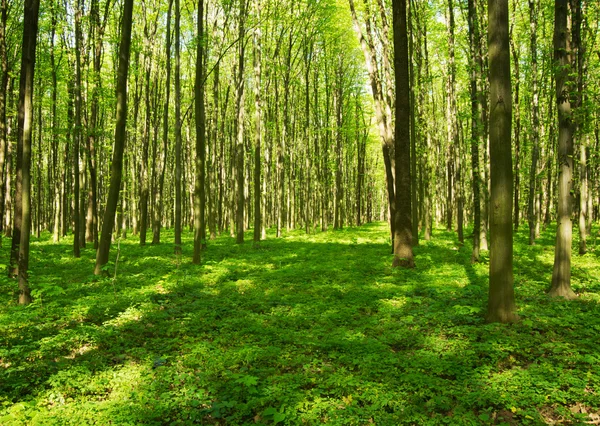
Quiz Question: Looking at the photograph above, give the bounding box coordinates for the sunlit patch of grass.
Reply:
[0,223,599,424]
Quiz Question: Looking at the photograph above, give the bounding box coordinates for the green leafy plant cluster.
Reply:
[0,223,599,424]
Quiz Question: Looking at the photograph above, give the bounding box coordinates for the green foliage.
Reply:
[0,224,599,424]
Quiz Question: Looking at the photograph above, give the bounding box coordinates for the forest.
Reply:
[1,0,600,423]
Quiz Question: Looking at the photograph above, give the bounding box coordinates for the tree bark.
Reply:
[152,0,172,245]
[468,0,481,262]
[94,0,134,274]
[193,0,206,263]
[486,0,518,322]
[174,0,182,254]
[392,0,414,268]
[235,0,246,244]
[527,0,539,245]
[549,0,576,298]
[252,0,262,244]
[16,0,40,304]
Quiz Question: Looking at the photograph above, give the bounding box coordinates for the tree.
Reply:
[467,0,481,262]
[235,0,247,244]
[94,0,134,275]
[486,0,517,323]
[549,0,576,299]
[16,0,40,304]
[174,0,182,254]
[392,0,414,268]
[527,0,540,245]
[193,0,206,263]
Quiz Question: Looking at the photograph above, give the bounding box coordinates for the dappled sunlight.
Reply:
[1,224,599,423]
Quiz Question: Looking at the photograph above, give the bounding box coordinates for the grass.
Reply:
[0,222,599,425]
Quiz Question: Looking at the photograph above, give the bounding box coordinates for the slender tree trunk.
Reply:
[392,0,414,268]
[152,0,172,245]
[468,0,481,262]
[16,0,40,304]
[408,0,418,245]
[174,0,182,254]
[235,0,246,244]
[527,0,539,245]
[510,31,521,232]
[0,0,8,244]
[486,0,518,323]
[252,0,262,244]
[94,0,134,274]
[72,0,85,257]
[549,0,576,299]
[193,0,206,263]
[139,24,154,246]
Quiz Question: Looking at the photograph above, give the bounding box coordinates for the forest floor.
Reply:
[1,222,599,425]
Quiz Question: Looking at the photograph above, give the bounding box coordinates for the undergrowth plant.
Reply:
[0,223,598,425]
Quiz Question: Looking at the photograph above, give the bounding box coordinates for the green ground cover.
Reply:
[1,223,599,425]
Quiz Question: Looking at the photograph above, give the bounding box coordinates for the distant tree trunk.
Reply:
[527,0,539,245]
[152,0,172,245]
[334,59,343,231]
[486,0,517,323]
[193,0,206,263]
[467,0,481,262]
[549,0,576,299]
[392,0,414,268]
[16,0,40,304]
[94,0,133,275]
[139,23,154,246]
[235,0,246,244]
[174,0,182,254]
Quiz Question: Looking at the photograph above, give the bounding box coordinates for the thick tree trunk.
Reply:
[486,0,518,323]
[392,0,414,268]
[16,0,40,304]
[94,0,134,275]
[549,0,576,299]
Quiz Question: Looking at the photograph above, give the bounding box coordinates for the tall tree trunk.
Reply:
[72,0,84,257]
[408,0,418,245]
[152,0,172,245]
[510,28,521,232]
[392,0,414,268]
[193,0,206,263]
[94,0,134,274]
[549,0,576,299]
[486,0,518,322]
[468,0,481,262]
[252,0,262,244]
[349,0,395,246]
[174,0,182,254]
[139,23,154,246]
[527,0,540,245]
[16,0,40,304]
[235,0,246,244]
[0,0,8,244]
